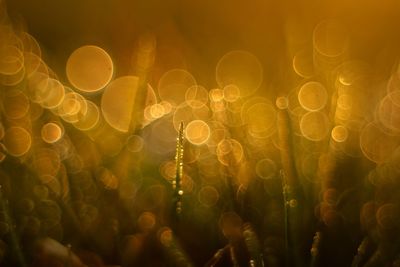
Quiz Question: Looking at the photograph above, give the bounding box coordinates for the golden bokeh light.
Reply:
[185,85,208,108]
[0,45,24,75]
[185,120,210,146]
[255,158,277,180]
[300,111,330,141]
[3,126,31,157]
[275,96,288,110]
[36,77,65,109]
[216,50,263,97]
[41,122,63,144]
[30,148,61,184]
[126,134,144,153]
[173,102,210,131]
[209,88,224,102]
[137,212,156,232]
[360,122,399,164]
[149,103,165,119]
[243,100,277,138]
[96,167,119,190]
[223,84,240,103]
[298,81,328,112]
[101,76,138,132]
[2,90,30,119]
[313,20,348,58]
[378,91,400,133]
[158,69,196,106]
[331,125,348,143]
[1,2,400,266]
[198,186,219,207]
[216,138,243,166]
[73,100,100,131]
[292,49,313,78]
[66,45,113,93]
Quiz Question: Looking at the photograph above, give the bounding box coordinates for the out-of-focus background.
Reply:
[1,0,400,266]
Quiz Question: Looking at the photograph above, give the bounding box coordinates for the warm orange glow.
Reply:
[66,45,113,93]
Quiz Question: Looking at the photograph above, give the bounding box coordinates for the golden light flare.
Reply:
[0,45,24,75]
[298,81,328,112]
[30,148,61,184]
[3,126,31,157]
[101,76,138,132]
[66,45,113,93]
[185,120,210,146]
[216,138,244,166]
[255,158,277,180]
[243,100,277,139]
[126,134,144,153]
[41,122,63,144]
[157,69,196,107]
[172,103,210,132]
[300,111,330,141]
[137,212,156,232]
[185,85,208,108]
[223,84,240,103]
[1,2,400,266]
[292,48,314,78]
[73,100,100,131]
[2,89,30,120]
[198,186,219,207]
[35,77,65,109]
[209,88,224,102]
[378,91,400,133]
[313,20,349,58]
[360,122,399,164]
[216,50,263,97]
[331,125,348,143]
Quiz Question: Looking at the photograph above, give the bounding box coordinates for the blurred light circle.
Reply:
[219,211,242,239]
[2,90,30,119]
[20,32,41,57]
[126,135,144,153]
[255,158,277,180]
[158,69,196,107]
[376,203,400,230]
[198,186,219,207]
[275,96,288,110]
[298,81,328,112]
[41,122,63,144]
[313,20,349,57]
[3,126,31,157]
[185,120,210,146]
[101,76,139,132]
[378,91,400,133]
[331,125,348,142]
[216,138,244,166]
[31,148,61,184]
[96,167,119,190]
[360,122,399,164]
[0,45,24,75]
[173,102,210,131]
[216,50,263,97]
[185,85,208,108]
[36,78,65,109]
[137,212,156,232]
[209,88,224,102]
[73,100,100,131]
[300,111,330,141]
[223,84,240,102]
[245,101,277,138]
[150,104,165,119]
[292,49,313,78]
[66,45,113,93]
